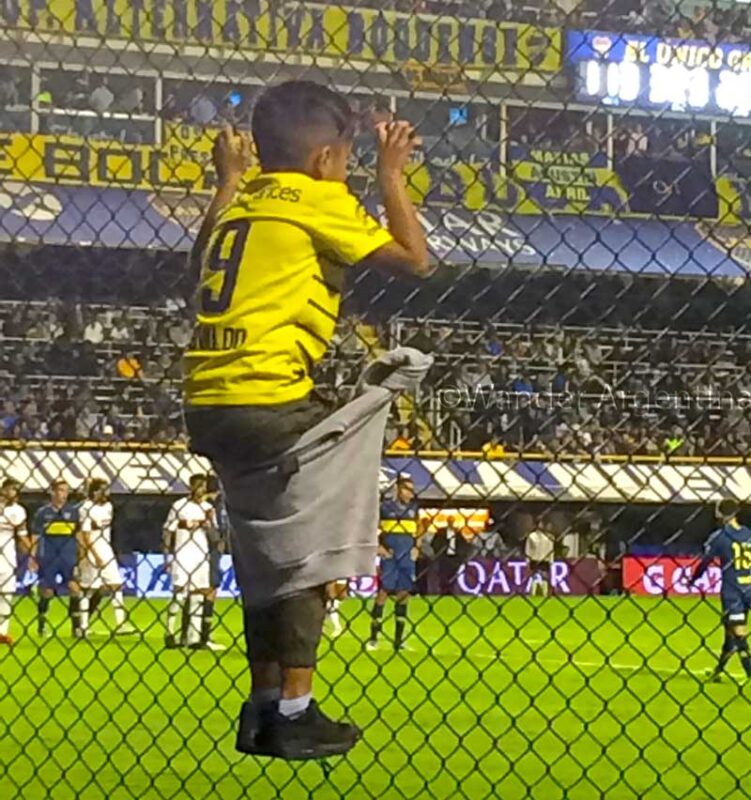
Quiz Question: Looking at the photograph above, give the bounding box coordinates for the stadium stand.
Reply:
[2,296,751,457]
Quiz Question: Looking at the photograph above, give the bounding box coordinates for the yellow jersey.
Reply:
[184,172,393,406]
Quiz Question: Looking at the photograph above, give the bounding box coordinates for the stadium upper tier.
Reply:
[1,9,751,275]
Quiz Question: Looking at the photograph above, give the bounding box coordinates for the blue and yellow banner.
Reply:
[5,0,561,72]
[508,146,624,214]
[507,145,720,218]
[3,127,751,227]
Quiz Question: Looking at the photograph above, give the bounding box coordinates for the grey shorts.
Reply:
[185,398,331,667]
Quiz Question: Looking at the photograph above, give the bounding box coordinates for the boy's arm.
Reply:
[191,126,252,268]
[360,121,431,278]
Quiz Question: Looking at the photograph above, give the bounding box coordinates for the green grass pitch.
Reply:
[1,594,750,799]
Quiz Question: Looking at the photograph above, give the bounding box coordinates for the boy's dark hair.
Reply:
[2,478,19,491]
[252,81,355,170]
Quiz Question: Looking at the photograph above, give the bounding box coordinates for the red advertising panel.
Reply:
[622,556,722,597]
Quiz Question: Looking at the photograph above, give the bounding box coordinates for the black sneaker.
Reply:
[253,700,360,760]
[236,701,266,756]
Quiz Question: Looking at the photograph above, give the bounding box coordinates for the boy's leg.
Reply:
[189,399,353,757]
[539,565,551,597]
[237,601,282,753]
[77,588,90,636]
[276,586,328,712]
[253,586,359,759]
[327,599,342,636]
[733,624,751,679]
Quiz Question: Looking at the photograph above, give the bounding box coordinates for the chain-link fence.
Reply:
[1,0,751,797]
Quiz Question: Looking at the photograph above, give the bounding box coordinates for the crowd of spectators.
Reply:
[394,318,751,458]
[1,300,750,460]
[0,301,188,444]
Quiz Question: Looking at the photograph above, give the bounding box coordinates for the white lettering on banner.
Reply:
[697,567,721,594]
[672,567,691,594]
[418,206,536,262]
[455,560,586,595]
[348,575,378,598]
[487,561,511,593]
[624,557,725,597]
[551,561,570,592]
[508,560,526,586]
[644,565,665,595]
[456,561,485,595]
[670,566,722,594]
[442,211,471,234]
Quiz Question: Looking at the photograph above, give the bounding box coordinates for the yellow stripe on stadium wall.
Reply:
[8,1,561,73]
[0,129,508,203]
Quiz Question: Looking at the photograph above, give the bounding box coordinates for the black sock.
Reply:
[201,599,214,644]
[735,635,751,678]
[38,596,50,633]
[70,597,81,634]
[370,603,385,643]
[714,633,736,675]
[395,603,408,649]
[89,588,105,617]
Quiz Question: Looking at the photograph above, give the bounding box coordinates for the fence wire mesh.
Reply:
[1,0,751,797]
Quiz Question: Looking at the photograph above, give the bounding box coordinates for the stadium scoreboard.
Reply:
[567,30,751,117]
